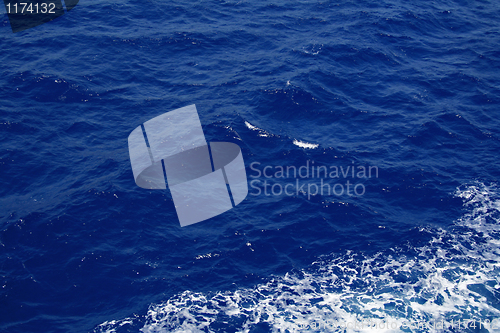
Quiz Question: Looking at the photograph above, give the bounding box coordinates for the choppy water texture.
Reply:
[1,0,500,332]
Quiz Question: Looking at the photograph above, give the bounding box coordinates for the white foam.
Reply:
[244,121,319,150]
[94,182,500,333]
[244,121,274,137]
[292,139,319,149]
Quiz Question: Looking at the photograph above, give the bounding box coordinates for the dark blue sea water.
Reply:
[1,0,500,332]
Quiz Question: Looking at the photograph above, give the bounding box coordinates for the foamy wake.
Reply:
[94,183,500,333]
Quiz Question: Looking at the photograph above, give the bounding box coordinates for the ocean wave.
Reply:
[93,182,500,333]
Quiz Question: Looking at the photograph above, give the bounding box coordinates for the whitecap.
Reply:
[293,139,319,149]
[244,121,274,138]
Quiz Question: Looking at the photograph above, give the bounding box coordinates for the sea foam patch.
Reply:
[94,182,500,333]
[292,139,319,149]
